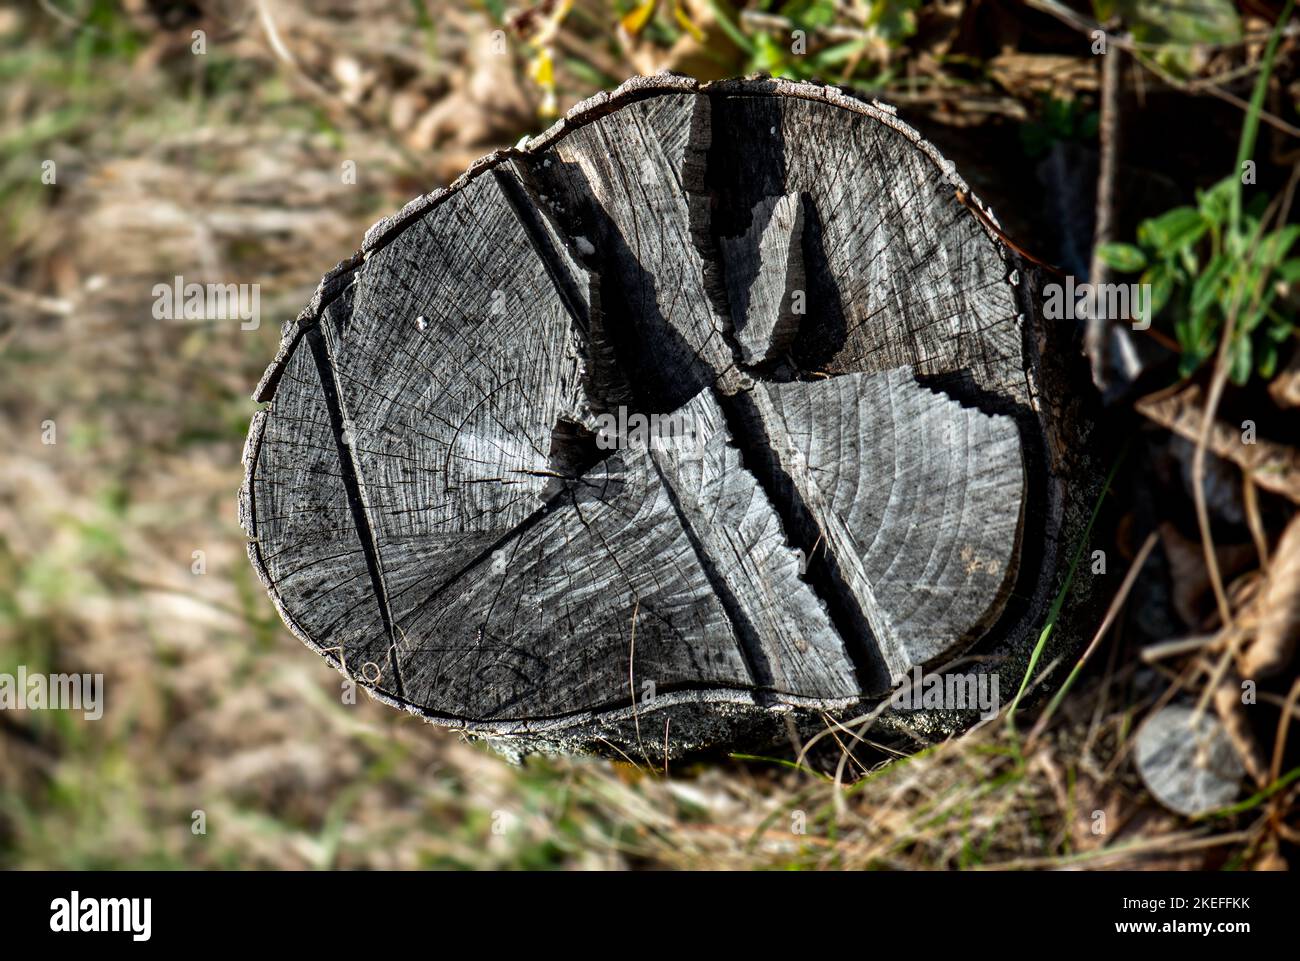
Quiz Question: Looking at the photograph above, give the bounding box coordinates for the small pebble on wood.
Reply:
[240,76,1100,761]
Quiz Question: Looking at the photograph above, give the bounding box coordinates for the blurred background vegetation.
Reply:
[1,0,1298,870]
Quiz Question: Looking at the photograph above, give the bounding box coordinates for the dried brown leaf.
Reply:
[408,19,536,161]
[1212,676,1268,786]
[1267,348,1300,409]
[1137,383,1300,504]
[1254,843,1289,871]
[1240,512,1300,678]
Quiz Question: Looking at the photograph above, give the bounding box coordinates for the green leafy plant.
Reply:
[708,0,917,81]
[1096,181,1300,382]
[1094,2,1298,384]
[1093,0,1241,78]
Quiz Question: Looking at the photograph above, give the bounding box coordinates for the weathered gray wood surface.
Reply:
[241,76,1101,760]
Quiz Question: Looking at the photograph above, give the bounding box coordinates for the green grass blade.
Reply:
[1231,0,1295,234]
[1006,440,1130,725]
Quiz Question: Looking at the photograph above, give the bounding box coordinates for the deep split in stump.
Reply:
[241,76,1102,761]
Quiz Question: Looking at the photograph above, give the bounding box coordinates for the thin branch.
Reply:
[1026,0,1300,139]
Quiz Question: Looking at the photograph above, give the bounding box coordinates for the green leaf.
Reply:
[1095,242,1147,272]
[1259,341,1279,379]
[1230,334,1253,385]
[867,0,921,44]
[1241,287,1278,335]
[1138,206,1208,255]
[1262,224,1300,266]
[1278,258,1300,283]
[1186,296,1217,360]
[1197,175,1237,226]
[785,0,839,30]
[1240,307,1269,336]
[1267,316,1294,341]
[1140,263,1175,317]
[1177,349,1203,379]
[1192,253,1230,315]
[811,39,867,68]
[1095,0,1240,76]
[752,32,789,74]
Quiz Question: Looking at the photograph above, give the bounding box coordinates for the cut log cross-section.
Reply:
[241,76,1100,760]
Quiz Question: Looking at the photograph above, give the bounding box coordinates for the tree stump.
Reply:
[241,76,1102,761]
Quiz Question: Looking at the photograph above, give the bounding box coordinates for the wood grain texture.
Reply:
[243,76,1101,759]
[702,90,1027,407]
[722,192,805,367]
[749,369,1025,684]
[240,324,397,694]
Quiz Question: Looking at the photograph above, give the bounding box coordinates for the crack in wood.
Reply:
[715,389,891,694]
[306,326,405,699]
[647,423,776,694]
